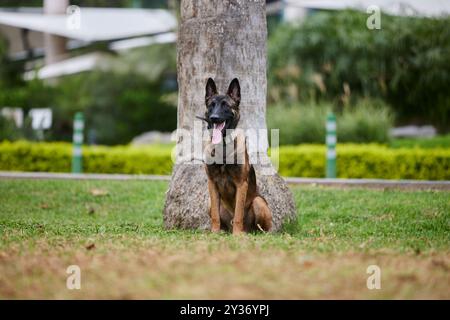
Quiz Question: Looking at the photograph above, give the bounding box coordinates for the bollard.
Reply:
[326,112,337,178]
[72,112,84,174]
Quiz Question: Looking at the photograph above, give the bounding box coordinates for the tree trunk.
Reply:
[163,0,297,232]
[43,0,68,65]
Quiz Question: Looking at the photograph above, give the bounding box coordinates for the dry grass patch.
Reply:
[0,241,448,299]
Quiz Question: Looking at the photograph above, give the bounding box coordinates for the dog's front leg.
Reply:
[208,179,221,232]
[233,181,248,235]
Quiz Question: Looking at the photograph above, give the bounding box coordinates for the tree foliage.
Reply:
[268,10,450,131]
[0,39,177,144]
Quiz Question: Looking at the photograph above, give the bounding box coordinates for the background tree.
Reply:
[268,10,450,131]
[43,0,69,65]
[163,0,296,232]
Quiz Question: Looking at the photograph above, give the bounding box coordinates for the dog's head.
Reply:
[204,78,241,145]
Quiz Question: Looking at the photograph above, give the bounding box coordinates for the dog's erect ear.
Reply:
[205,78,218,104]
[227,78,241,106]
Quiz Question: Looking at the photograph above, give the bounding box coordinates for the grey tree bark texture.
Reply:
[163,0,297,232]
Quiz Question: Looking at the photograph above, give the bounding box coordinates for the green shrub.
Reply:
[268,10,450,131]
[338,99,393,143]
[267,99,393,145]
[1,141,449,180]
[390,134,450,149]
[267,103,328,145]
[276,144,450,180]
[0,113,50,142]
[50,70,177,145]
[83,144,173,175]
[0,141,173,175]
[0,117,22,141]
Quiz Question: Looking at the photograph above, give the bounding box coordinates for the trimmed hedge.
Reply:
[0,141,449,180]
[0,141,173,175]
[277,144,450,180]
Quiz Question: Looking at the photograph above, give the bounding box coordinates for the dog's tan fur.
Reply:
[204,79,272,235]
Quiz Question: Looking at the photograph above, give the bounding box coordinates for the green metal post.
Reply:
[326,112,337,178]
[72,112,84,174]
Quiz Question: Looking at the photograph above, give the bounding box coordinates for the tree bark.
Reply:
[43,0,68,65]
[163,0,297,232]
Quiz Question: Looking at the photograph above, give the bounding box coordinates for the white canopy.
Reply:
[0,8,177,42]
[23,52,108,80]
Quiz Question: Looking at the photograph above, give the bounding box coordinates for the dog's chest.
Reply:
[207,164,242,201]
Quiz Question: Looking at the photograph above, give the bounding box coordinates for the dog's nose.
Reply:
[209,114,221,122]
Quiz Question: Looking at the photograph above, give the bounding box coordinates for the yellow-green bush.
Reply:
[277,144,450,180]
[1,141,449,180]
[0,141,173,175]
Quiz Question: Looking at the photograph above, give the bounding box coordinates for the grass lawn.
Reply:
[0,179,449,299]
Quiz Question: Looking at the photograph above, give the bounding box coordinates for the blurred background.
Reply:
[0,0,449,179]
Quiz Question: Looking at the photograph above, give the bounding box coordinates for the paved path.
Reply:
[1,171,449,190]
[285,177,450,190]
[0,171,171,182]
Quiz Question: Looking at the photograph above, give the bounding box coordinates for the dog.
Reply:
[201,78,272,235]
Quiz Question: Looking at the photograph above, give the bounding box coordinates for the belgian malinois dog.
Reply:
[202,78,272,235]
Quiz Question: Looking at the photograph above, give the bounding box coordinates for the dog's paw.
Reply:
[211,226,221,233]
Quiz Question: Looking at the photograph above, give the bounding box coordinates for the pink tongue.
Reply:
[212,122,225,144]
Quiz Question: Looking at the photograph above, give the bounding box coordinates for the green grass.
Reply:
[0,179,448,253]
[0,179,449,299]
